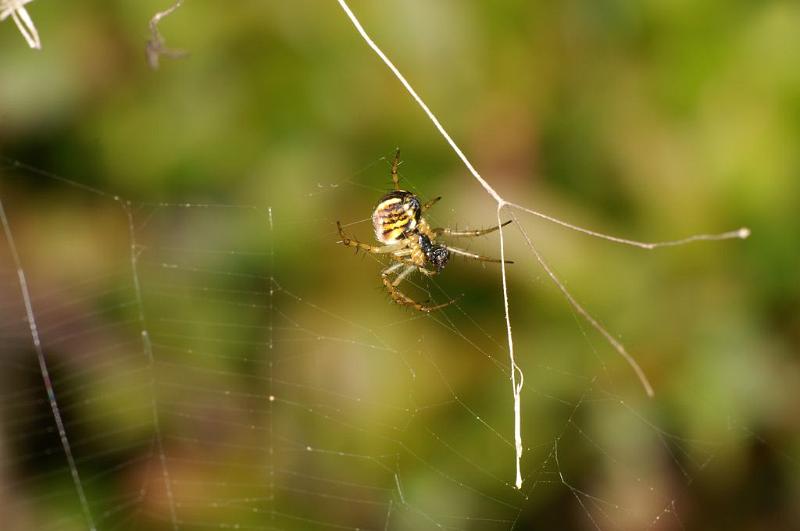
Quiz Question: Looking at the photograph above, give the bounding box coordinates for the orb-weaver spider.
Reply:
[336,150,512,312]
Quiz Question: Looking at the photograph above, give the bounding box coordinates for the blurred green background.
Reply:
[1,1,798,530]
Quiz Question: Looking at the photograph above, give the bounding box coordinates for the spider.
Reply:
[336,150,513,312]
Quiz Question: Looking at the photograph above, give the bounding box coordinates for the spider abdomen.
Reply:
[372,190,421,243]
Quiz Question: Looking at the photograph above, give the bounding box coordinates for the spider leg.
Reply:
[337,221,404,255]
[434,220,512,237]
[391,264,417,285]
[447,245,514,264]
[381,265,455,313]
[382,262,406,276]
[391,148,401,190]
[422,196,442,212]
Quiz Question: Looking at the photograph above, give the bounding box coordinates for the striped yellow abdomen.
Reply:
[372,190,421,243]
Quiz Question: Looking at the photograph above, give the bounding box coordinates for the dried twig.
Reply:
[147,0,188,69]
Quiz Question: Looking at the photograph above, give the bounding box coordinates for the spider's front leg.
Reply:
[421,196,442,212]
[390,148,402,190]
[336,221,403,255]
[447,246,514,264]
[433,219,513,238]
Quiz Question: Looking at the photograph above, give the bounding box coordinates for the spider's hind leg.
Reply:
[381,264,455,313]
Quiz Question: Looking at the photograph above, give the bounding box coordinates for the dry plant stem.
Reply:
[334,0,750,490]
[498,205,524,489]
[336,0,522,489]
[147,0,186,69]
[0,197,97,530]
[8,4,40,49]
[335,0,501,203]
[506,201,750,249]
[508,211,655,397]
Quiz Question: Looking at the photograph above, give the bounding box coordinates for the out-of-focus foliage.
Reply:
[0,1,798,530]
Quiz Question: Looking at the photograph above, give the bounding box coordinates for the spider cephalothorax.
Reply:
[418,234,450,271]
[337,150,512,312]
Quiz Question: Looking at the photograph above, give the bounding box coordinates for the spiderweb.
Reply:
[0,148,752,531]
[0,2,782,531]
